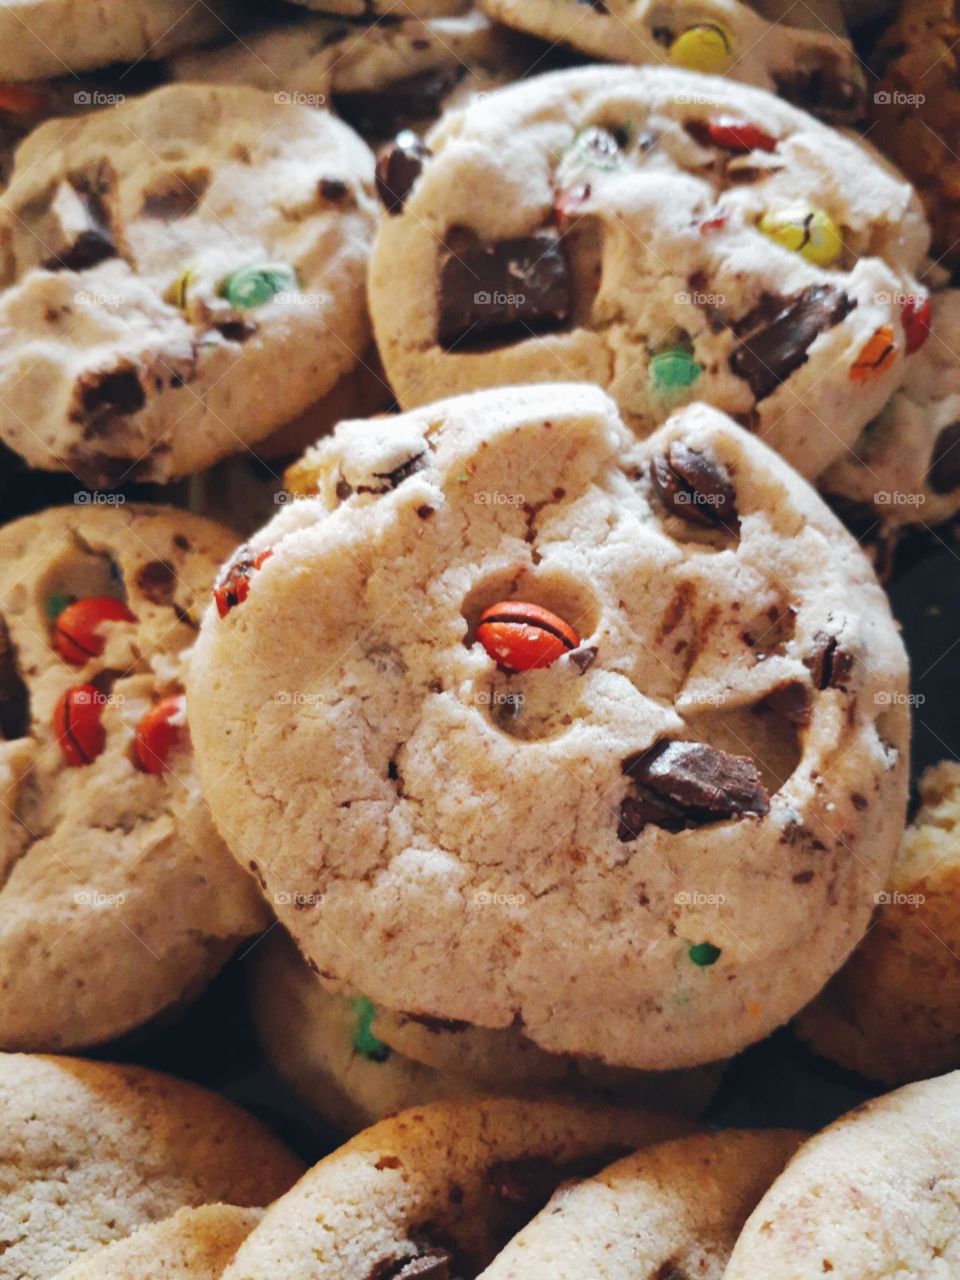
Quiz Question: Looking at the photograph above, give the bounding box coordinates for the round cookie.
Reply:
[0,503,268,1052]
[0,0,232,82]
[0,83,377,486]
[869,0,960,271]
[479,1129,803,1279]
[368,66,930,485]
[189,383,909,1071]
[796,760,960,1085]
[222,1096,689,1279]
[821,289,960,529]
[0,1053,303,1280]
[52,1205,262,1280]
[478,0,864,121]
[726,1070,960,1278]
[249,931,724,1133]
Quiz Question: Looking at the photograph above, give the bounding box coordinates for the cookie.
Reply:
[369,67,930,485]
[189,383,909,1070]
[726,1070,960,1278]
[481,1129,803,1279]
[869,0,960,271]
[821,289,960,529]
[222,1095,689,1279]
[249,931,723,1133]
[0,83,377,486]
[0,1053,303,1280]
[478,0,864,121]
[0,0,231,82]
[52,1205,262,1280]
[0,502,270,1051]
[796,760,960,1085]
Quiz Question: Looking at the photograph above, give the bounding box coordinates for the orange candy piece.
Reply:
[850,325,896,383]
[53,596,135,665]
[134,694,185,775]
[476,601,580,673]
[53,683,106,767]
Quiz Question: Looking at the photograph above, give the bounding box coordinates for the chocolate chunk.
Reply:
[358,451,427,494]
[765,680,812,726]
[619,791,687,839]
[319,177,349,203]
[135,559,177,605]
[654,1262,691,1280]
[333,68,462,139]
[371,1244,452,1280]
[436,231,571,349]
[0,616,29,741]
[650,441,738,531]
[75,366,145,421]
[376,132,431,214]
[621,740,770,834]
[140,169,209,220]
[927,421,960,494]
[567,645,598,673]
[402,1012,472,1034]
[730,285,854,402]
[490,1151,624,1211]
[805,632,853,690]
[773,64,865,123]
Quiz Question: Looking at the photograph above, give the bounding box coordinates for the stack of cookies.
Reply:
[0,0,959,1274]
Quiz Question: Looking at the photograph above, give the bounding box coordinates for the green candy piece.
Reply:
[44,593,75,620]
[220,263,297,310]
[649,348,701,402]
[688,941,721,967]
[350,997,391,1062]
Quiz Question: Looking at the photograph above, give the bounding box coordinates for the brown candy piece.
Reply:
[376,132,431,215]
[436,231,571,349]
[804,631,853,690]
[649,441,738,531]
[730,285,854,402]
[620,740,770,836]
[927,421,960,494]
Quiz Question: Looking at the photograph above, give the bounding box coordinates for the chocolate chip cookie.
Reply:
[222,1096,688,1279]
[726,1070,960,1278]
[189,383,909,1070]
[0,1053,302,1280]
[0,503,268,1051]
[0,83,377,486]
[478,0,865,121]
[369,66,931,485]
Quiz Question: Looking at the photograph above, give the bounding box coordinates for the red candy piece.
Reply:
[134,694,185,775]
[53,596,135,665]
[214,547,273,618]
[476,601,580,673]
[705,117,777,153]
[0,82,48,117]
[699,210,728,235]
[54,683,106,767]
[900,295,931,355]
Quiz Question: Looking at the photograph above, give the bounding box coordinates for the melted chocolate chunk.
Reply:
[436,231,571,349]
[567,645,598,673]
[805,632,853,690]
[649,441,738,531]
[358,451,427,495]
[0,616,29,741]
[773,64,865,123]
[319,177,350,203]
[730,285,854,402]
[928,421,960,494]
[334,68,462,139]
[75,366,146,420]
[376,132,431,214]
[620,740,770,835]
[135,559,177,605]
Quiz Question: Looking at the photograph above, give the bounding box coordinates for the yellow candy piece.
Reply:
[758,206,842,267]
[668,24,733,75]
[166,268,195,310]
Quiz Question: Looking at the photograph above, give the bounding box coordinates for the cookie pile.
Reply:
[0,0,959,1274]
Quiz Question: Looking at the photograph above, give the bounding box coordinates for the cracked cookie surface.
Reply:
[189,383,909,1069]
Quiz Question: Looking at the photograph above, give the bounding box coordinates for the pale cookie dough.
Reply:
[189,383,909,1070]
[52,1206,262,1280]
[369,66,930,484]
[0,503,268,1052]
[726,1070,960,1279]
[821,289,960,529]
[0,1053,303,1280]
[796,760,960,1085]
[478,0,865,121]
[0,83,377,486]
[249,930,724,1134]
[223,1095,689,1279]
[0,0,233,82]
[479,1129,803,1279]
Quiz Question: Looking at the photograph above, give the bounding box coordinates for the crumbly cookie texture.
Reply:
[249,930,724,1134]
[222,1096,689,1280]
[369,66,930,484]
[51,1206,262,1280]
[478,0,864,121]
[870,0,960,270]
[0,0,233,81]
[479,1129,803,1279]
[0,1053,303,1280]
[190,383,909,1070]
[0,503,268,1052]
[796,760,960,1084]
[726,1070,960,1278]
[0,84,377,486]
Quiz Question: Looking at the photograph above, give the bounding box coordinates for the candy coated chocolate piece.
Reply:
[758,205,842,267]
[668,24,733,74]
